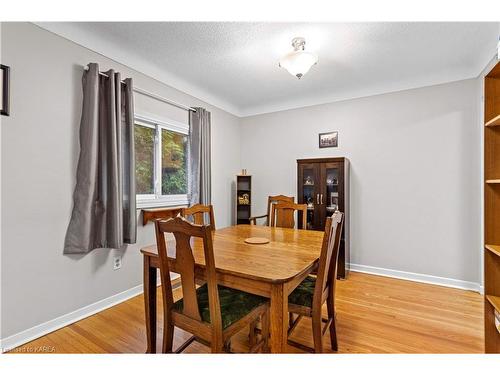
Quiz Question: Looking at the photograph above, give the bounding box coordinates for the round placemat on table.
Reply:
[244,237,270,245]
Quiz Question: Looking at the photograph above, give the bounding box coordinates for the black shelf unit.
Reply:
[236,175,252,225]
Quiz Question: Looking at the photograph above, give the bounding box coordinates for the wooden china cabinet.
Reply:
[297,157,350,279]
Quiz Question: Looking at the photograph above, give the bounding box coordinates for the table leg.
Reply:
[143,255,157,353]
[269,283,288,353]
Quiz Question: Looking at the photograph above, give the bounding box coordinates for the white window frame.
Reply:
[135,114,190,209]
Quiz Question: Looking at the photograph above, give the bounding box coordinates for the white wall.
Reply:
[240,79,481,284]
[0,23,240,340]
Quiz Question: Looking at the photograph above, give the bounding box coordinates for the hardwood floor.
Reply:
[8,272,484,353]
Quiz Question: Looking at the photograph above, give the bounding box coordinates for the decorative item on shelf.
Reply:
[326,177,338,185]
[241,168,247,175]
[304,176,314,185]
[1,64,10,117]
[319,131,338,148]
[330,192,338,204]
[238,193,250,205]
[306,196,314,209]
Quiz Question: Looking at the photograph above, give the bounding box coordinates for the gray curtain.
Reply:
[64,63,136,254]
[189,108,211,206]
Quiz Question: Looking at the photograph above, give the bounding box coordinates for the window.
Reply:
[135,115,189,208]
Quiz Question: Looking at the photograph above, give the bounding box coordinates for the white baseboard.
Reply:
[0,279,160,353]
[0,273,181,353]
[479,285,485,295]
[349,263,482,293]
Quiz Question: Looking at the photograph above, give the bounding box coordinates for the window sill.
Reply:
[138,195,189,225]
[141,206,187,226]
[137,196,189,210]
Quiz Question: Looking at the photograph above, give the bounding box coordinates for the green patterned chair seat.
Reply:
[288,275,317,308]
[173,284,268,329]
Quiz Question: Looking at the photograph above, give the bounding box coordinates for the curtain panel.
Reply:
[189,108,212,206]
[64,63,136,254]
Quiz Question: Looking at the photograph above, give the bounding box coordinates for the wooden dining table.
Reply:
[140,224,324,353]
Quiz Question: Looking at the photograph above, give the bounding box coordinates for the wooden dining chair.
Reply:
[287,211,344,353]
[154,216,270,353]
[181,204,216,231]
[249,195,294,226]
[270,202,308,229]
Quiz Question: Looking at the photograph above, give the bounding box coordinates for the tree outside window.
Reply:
[134,119,189,206]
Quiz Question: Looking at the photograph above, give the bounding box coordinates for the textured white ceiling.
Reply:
[38,22,499,116]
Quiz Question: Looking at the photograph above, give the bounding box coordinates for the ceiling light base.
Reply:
[291,37,306,51]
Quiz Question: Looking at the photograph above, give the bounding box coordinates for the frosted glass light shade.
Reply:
[279,50,318,79]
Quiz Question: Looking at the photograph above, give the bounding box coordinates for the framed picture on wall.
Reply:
[319,131,338,148]
[1,64,11,117]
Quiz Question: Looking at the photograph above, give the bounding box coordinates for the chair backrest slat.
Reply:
[154,216,222,333]
[271,202,307,229]
[172,231,201,320]
[182,204,216,231]
[312,211,344,312]
[266,195,294,226]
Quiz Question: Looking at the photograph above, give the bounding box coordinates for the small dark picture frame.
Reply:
[1,64,10,117]
[319,131,338,148]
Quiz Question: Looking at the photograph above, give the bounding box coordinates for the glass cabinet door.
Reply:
[325,167,339,211]
[321,163,341,229]
[298,163,319,229]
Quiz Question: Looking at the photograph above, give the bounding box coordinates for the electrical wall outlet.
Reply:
[113,255,122,270]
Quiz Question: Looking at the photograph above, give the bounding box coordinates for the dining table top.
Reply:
[140,224,324,284]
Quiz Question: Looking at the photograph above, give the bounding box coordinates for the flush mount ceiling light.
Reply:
[279,37,318,79]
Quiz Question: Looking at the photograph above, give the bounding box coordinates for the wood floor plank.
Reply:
[8,272,484,354]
